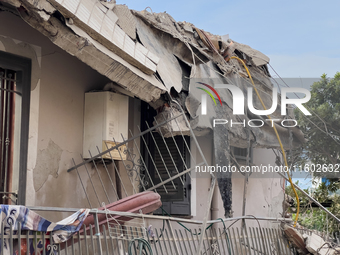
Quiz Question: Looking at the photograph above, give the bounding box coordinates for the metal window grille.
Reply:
[0,68,18,205]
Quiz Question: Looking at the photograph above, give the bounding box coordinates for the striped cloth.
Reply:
[0,205,90,255]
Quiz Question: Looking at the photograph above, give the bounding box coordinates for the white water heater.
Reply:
[83,91,129,160]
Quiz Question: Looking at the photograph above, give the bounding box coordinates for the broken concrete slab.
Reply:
[132,10,213,66]
[233,41,270,66]
[48,0,159,75]
[185,94,200,119]
[305,233,331,255]
[178,21,194,33]
[1,0,21,7]
[113,4,136,40]
[135,17,185,93]
[153,106,190,138]
[12,0,166,105]
[283,224,310,255]
[100,0,115,10]
[186,61,304,149]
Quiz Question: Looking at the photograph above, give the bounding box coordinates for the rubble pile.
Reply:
[283,224,340,255]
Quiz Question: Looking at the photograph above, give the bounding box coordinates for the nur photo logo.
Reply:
[196,82,222,115]
[196,82,312,128]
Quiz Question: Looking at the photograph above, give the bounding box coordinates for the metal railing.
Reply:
[68,104,203,207]
[1,206,296,255]
[67,100,216,253]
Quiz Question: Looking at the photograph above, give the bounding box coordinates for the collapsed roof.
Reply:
[0,0,304,149]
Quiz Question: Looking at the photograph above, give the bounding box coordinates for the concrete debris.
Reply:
[2,0,310,223]
[132,10,219,65]
[185,94,200,119]
[99,0,115,10]
[304,233,340,255]
[283,224,310,254]
[135,18,185,93]
[4,0,166,105]
[233,41,270,66]
[283,224,340,255]
[46,0,158,75]
[178,21,194,33]
[131,9,305,149]
[113,4,137,40]
[1,0,21,7]
[305,233,326,254]
[153,106,190,138]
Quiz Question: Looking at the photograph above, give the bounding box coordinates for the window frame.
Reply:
[0,51,31,205]
[140,101,191,215]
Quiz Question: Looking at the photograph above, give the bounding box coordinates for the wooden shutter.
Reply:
[140,101,191,215]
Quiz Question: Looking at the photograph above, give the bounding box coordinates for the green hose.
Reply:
[128,238,153,255]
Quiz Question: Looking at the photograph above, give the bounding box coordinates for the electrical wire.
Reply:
[160,206,214,235]
[229,55,340,144]
[268,63,340,143]
[185,29,338,146]
[184,35,337,227]
[230,56,300,227]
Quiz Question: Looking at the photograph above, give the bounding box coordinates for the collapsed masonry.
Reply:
[283,224,340,255]
[0,0,305,217]
[131,9,305,217]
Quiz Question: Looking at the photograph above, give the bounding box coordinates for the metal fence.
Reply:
[1,207,296,255]
[68,101,217,253]
[68,103,206,208]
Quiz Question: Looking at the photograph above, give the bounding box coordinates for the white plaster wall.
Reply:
[212,147,284,228]
[0,12,112,220]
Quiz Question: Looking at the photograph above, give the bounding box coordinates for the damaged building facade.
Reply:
[0,0,306,243]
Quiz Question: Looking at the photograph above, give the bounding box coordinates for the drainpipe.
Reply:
[211,133,219,220]
[211,179,220,220]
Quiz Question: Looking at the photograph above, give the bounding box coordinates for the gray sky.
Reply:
[118,0,340,79]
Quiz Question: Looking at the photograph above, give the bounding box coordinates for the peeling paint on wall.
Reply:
[33,139,63,192]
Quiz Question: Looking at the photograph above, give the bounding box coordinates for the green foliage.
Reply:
[295,72,340,168]
[285,180,310,205]
[286,181,340,236]
[289,72,340,235]
[298,210,329,233]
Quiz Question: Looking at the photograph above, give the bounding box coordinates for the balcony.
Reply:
[1,206,296,255]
